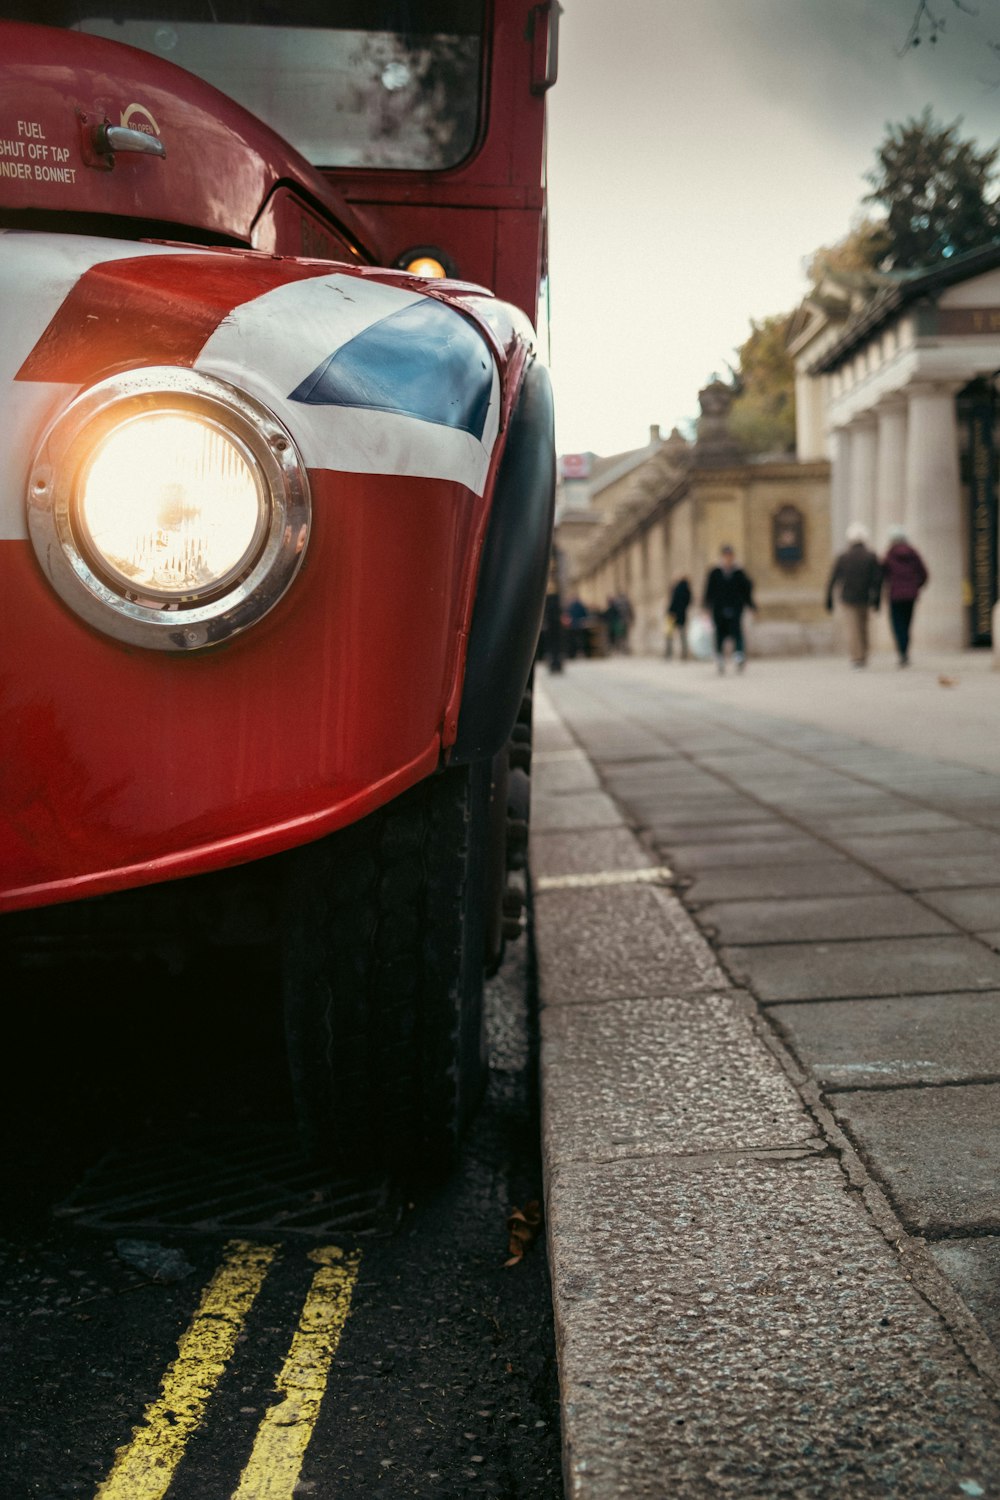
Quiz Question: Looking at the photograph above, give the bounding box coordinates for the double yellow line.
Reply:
[95,1239,360,1500]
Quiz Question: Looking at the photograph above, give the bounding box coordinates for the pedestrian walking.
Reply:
[542,544,566,673]
[615,593,634,653]
[702,545,755,674]
[825,522,882,668]
[602,596,624,653]
[881,526,928,667]
[665,576,692,659]
[565,595,590,659]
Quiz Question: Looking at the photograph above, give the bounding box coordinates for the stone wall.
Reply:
[566,457,833,658]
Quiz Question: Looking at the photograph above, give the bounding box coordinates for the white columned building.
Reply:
[791,244,1000,655]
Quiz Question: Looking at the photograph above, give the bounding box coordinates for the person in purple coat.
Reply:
[881,526,929,667]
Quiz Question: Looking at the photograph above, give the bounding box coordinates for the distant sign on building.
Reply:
[560,453,592,480]
[773,503,805,568]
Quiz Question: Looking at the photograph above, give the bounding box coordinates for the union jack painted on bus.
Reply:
[1,230,508,542]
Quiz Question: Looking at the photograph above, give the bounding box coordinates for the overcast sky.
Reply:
[544,0,1000,457]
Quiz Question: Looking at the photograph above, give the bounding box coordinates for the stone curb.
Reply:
[531,682,1000,1499]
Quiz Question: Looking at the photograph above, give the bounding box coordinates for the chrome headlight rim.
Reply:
[27,367,311,652]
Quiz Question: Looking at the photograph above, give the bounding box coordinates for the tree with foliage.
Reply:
[806,218,891,288]
[729,314,796,456]
[864,107,1000,270]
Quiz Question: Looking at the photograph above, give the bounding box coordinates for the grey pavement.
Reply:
[532,651,1000,1497]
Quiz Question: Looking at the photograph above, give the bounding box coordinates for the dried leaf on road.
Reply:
[504,1200,542,1267]
[115,1239,194,1284]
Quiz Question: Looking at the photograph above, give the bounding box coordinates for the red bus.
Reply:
[0,2,558,1169]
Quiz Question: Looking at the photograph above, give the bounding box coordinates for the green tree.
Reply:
[729,314,796,455]
[806,218,891,287]
[864,107,1000,270]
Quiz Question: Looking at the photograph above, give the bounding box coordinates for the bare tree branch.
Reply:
[898,0,991,57]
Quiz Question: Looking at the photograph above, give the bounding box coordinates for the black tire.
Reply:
[280,761,491,1173]
[483,674,533,974]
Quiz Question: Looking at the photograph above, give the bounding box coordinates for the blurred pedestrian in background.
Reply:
[565,595,590,659]
[702,546,755,674]
[615,593,634,653]
[603,596,624,652]
[881,526,928,667]
[542,543,566,673]
[665,575,692,659]
[825,522,882,668]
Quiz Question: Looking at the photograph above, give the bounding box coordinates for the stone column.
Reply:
[870,398,909,654]
[846,414,878,540]
[830,426,852,553]
[904,382,965,650]
[795,368,826,460]
[875,397,908,549]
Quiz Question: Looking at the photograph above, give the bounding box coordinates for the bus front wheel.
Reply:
[280,761,490,1174]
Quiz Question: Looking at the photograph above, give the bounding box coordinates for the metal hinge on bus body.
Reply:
[529,1,561,93]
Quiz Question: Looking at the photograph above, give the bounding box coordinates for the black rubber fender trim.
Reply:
[452,359,555,764]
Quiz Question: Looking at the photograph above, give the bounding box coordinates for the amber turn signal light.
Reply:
[396,246,456,280]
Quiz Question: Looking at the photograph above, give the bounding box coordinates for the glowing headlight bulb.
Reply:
[78,413,265,598]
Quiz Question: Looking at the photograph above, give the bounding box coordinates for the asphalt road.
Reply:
[0,936,560,1500]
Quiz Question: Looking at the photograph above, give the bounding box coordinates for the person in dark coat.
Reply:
[825,522,882,667]
[602,596,624,652]
[614,593,634,653]
[565,595,590,659]
[542,544,566,673]
[881,527,929,666]
[702,546,755,673]
[665,576,692,659]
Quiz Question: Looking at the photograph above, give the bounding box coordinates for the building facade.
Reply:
[791,243,1000,652]
[559,385,832,656]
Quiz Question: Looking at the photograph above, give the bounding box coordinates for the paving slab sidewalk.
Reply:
[532,659,1000,1498]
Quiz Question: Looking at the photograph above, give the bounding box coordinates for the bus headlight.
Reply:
[27,368,310,651]
[78,412,266,599]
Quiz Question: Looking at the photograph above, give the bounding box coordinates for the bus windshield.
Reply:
[14,2,485,171]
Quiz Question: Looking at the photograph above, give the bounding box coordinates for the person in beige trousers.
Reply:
[825,523,883,667]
